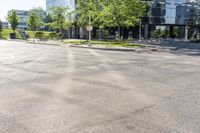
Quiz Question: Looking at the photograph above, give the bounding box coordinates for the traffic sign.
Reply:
[86,26,93,31]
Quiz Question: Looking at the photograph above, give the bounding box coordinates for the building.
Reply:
[46,0,78,38]
[148,0,199,25]
[143,0,200,39]
[46,0,200,39]
[2,22,9,28]
[46,0,76,13]
[8,10,29,29]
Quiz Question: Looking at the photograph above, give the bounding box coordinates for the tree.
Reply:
[27,11,41,42]
[29,7,46,25]
[44,14,53,23]
[195,8,200,39]
[0,19,3,39]
[48,6,71,35]
[7,11,19,34]
[76,0,100,26]
[75,0,147,40]
[44,14,54,31]
[76,0,101,40]
[100,0,147,40]
[35,31,44,40]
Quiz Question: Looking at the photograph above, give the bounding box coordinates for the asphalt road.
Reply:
[0,40,200,133]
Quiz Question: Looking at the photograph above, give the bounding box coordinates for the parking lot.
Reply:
[0,40,200,133]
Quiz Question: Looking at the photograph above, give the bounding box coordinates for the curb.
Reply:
[6,39,27,42]
[69,44,171,53]
[1,39,62,46]
[69,44,137,52]
[26,41,62,46]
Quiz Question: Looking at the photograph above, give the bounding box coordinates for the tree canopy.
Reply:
[29,7,46,24]
[27,10,42,41]
[75,0,147,38]
[76,0,101,27]
[7,11,19,33]
[47,6,72,33]
[0,19,3,38]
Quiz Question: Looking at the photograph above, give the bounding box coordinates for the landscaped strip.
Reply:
[64,39,144,48]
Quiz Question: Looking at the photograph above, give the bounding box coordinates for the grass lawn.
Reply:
[2,29,22,39]
[64,39,144,47]
[1,29,53,39]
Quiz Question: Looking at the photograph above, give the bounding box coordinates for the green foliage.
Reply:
[57,32,65,41]
[27,10,42,39]
[76,0,146,28]
[25,30,51,39]
[0,19,2,39]
[64,39,144,47]
[100,0,146,28]
[7,11,19,33]
[151,29,161,39]
[76,0,147,40]
[29,7,46,25]
[44,14,53,30]
[27,10,41,42]
[47,6,71,33]
[2,29,22,39]
[44,14,53,23]
[76,0,100,27]
[191,39,200,43]
[35,31,44,39]
[44,33,49,40]
[151,28,173,39]
[48,32,57,40]
[173,27,183,38]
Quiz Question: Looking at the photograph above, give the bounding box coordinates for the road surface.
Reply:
[0,40,200,133]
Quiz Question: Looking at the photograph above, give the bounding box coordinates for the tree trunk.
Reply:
[118,26,121,41]
[197,28,199,39]
[93,28,97,39]
[33,31,35,43]
[99,28,103,40]
[121,28,124,41]
[14,30,16,39]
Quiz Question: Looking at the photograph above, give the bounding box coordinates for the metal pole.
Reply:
[89,12,92,41]
[139,21,142,42]
[185,25,188,40]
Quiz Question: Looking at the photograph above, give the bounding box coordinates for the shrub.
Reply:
[0,33,2,39]
[48,32,57,40]
[191,39,200,43]
[43,33,49,40]
[57,32,64,41]
[151,29,161,39]
[35,31,44,39]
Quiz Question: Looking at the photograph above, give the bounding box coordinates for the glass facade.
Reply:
[147,0,200,25]
[46,0,76,12]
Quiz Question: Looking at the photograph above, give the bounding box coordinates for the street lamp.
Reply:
[86,12,93,42]
[89,12,92,41]
[139,20,142,42]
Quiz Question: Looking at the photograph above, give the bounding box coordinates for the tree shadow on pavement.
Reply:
[143,39,200,56]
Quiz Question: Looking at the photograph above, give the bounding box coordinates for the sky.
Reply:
[0,0,46,21]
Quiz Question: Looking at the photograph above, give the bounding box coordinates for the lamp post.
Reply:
[89,12,92,41]
[139,20,142,42]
